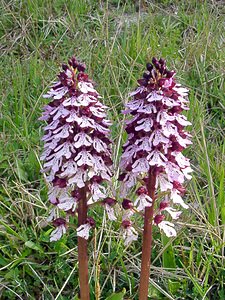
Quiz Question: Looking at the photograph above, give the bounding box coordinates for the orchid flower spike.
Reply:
[119,57,192,242]
[40,56,115,241]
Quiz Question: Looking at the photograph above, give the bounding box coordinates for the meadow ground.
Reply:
[0,0,224,299]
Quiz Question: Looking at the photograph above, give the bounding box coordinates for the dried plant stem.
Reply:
[78,187,90,300]
[139,170,156,300]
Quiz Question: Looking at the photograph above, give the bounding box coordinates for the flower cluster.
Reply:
[120,57,192,243]
[40,57,115,241]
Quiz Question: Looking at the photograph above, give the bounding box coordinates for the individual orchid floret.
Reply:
[121,220,138,246]
[159,199,182,219]
[158,221,177,237]
[102,197,117,221]
[154,213,165,225]
[40,56,113,241]
[50,218,67,242]
[134,186,152,211]
[77,217,96,240]
[119,57,192,244]
[121,198,135,222]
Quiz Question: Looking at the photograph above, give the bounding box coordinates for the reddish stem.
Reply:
[139,170,156,300]
[78,187,90,300]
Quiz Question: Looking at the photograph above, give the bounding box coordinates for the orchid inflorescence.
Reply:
[119,57,192,245]
[40,57,116,241]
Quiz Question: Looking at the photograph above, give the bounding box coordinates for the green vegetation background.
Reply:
[0,0,224,299]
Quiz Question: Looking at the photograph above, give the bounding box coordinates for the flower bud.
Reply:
[166,70,175,78]
[86,217,95,227]
[146,63,153,71]
[152,57,158,65]
[159,58,165,65]
[143,72,151,80]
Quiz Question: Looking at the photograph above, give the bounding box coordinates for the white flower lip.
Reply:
[134,194,152,212]
[146,91,163,102]
[90,182,106,201]
[77,223,92,240]
[135,118,153,132]
[158,221,177,237]
[50,224,66,242]
[105,204,117,221]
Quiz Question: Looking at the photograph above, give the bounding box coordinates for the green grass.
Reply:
[0,0,224,299]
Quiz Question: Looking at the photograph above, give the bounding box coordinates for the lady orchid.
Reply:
[119,57,192,299]
[39,56,115,299]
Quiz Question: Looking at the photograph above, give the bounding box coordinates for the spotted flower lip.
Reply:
[40,56,113,241]
[120,57,192,242]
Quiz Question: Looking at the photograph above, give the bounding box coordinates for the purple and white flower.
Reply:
[40,57,113,241]
[50,218,67,242]
[102,198,117,221]
[121,220,138,245]
[134,186,152,212]
[77,217,96,240]
[158,221,177,237]
[119,57,192,242]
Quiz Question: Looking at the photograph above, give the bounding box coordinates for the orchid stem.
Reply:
[78,187,90,300]
[139,170,156,300]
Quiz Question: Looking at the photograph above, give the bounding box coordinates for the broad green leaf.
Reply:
[105,288,126,300]
[161,235,176,269]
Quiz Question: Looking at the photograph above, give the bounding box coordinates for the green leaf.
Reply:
[25,241,43,253]
[161,235,176,269]
[0,256,9,266]
[105,289,126,300]
[0,219,24,240]
[5,267,19,279]
[15,158,28,181]
[161,235,179,294]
